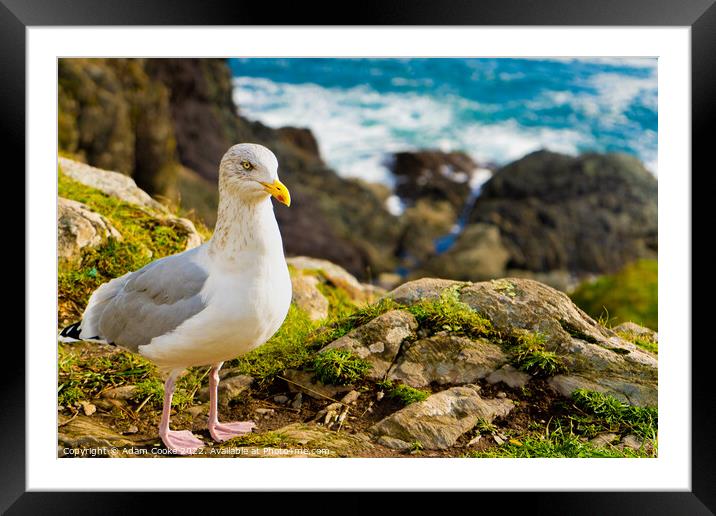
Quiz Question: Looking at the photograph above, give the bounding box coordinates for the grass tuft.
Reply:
[309,349,372,385]
[509,332,566,377]
[377,380,430,405]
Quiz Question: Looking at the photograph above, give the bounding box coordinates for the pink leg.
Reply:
[207,362,256,442]
[159,369,204,455]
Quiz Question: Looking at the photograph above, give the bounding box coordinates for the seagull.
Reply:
[59,143,293,455]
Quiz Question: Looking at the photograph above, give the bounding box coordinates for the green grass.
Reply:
[509,332,566,377]
[57,344,205,409]
[466,422,648,458]
[571,259,658,331]
[315,279,358,320]
[378,380,430,405]
[467,389,657,458]
[310,349,372,385]
[568,389,658,441]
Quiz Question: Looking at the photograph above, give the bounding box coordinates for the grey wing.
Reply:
[92,247,209,352]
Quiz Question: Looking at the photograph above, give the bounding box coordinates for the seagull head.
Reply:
[218,143,291,207]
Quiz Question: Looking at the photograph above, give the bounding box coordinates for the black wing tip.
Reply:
[59,321,82,340]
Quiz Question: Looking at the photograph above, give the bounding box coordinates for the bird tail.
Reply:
[58,321,83,342]
[58,321,106,344]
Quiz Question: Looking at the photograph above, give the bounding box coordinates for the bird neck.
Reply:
[208,195,284,262]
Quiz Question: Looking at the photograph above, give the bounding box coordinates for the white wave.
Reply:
[233,74,656,185]
[544,57,658,70]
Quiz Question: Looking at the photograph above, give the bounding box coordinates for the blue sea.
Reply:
[230,58,657,187]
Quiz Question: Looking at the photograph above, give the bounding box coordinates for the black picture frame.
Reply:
[6,0,713,513]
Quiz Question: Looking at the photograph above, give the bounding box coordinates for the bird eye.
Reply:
[241,160,253,170]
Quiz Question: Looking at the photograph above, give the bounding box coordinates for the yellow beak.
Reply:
[261,179,291,207]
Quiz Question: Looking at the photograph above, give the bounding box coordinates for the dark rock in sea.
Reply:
[390,150,479,211]
[465,150,658,276]
[407,150,656,286]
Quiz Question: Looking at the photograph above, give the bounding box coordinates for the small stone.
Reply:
[123,425,139,435]
[621,434,643,450]
[101,385,139,400]
[291,392,303,410]
[340,390,361,405]
[255,408,275,415]
[376,391,385,401]
[185,404,208,417]
[590,433,619,448]
[497,392,507,399]
[467,435,482,447]
[273,395,289,404]
[80,401,96,416]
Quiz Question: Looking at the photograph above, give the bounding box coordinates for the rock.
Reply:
[613,322,658,342]
[291,392,303,409]
[376,435,413,451]
[290,273,329,321]
[276,126,322,161]
[466,150,658,275]
[185,404,208,417]
[58,415,140,455]
[101,385,139,400]
[58,59,181,199]
[283,370,353,400]
[58,197,123,262]
[273,395,289,404]
[390,277,657,406]
[621,434,644,450]
[390,150,480,210]
[80,401,97,416]
[287,256,377,304]
[590,433,619,448]
[467,435,482,447]
[387,335,508,387]
[460,278,657,406]
[386,278,465,305]
[322,310,418,381]
[198,375,253,406]
[416,223,511,281]
[60,157,167,212]
[486,365,531,389]
[275,423,375,457]
[369,385,514,450]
